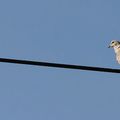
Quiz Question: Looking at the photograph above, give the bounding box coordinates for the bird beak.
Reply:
[108,45,111,48]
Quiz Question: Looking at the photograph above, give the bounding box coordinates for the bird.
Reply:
[108,40,120,64]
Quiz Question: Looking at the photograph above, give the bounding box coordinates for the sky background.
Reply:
[0,0,120,120]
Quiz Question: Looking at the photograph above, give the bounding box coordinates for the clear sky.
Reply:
[0,0,120,120]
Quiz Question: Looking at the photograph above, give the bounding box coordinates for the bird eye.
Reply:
[112,41,114,43]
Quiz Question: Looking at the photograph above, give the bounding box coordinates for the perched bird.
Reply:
[108,40,120,64]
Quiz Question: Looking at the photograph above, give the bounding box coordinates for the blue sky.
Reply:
[0,0,120,120]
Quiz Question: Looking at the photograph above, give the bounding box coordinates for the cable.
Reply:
[0,58,119,74]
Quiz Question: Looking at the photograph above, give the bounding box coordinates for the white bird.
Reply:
[108,40,120,64]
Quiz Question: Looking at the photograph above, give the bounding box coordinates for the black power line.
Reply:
[0,58,119,74]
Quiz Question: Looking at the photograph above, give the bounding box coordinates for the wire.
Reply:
[0,58,119,74]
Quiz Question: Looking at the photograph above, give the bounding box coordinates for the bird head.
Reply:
[108,40,120,48]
